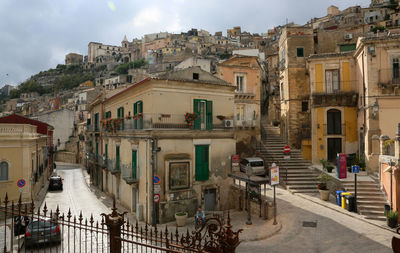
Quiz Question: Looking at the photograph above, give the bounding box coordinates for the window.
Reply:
[302,101,309,112]
[193,99,213,130]
[235,75,245,92]
[117,107,124,130]
[326,69,340,93]
[132,150,137,179]
[195,145,209,181]
[133,101,143,129]
[116,146,120,171]
[327,109,342,135]
[393,58,400,79]
[105,111,112,119]
[94,113,99,131]
[0,162,8,181]
[236,104,245,121]
[280,49,285,68]
[297,47,304,57]
[105,144,108,160]
[169,162,190,190]
[193,73,199,80]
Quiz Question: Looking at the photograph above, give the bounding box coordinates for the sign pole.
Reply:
[273,185,277,225]
[354,173,357,213]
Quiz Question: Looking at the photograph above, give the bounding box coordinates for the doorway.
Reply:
[327,138,342,163]
[204,188,216,211]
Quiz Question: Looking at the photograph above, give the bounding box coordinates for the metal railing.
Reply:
[0,194,242,253]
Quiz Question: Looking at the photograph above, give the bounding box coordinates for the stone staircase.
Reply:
[258,121,319,194]
[342,181,388,221]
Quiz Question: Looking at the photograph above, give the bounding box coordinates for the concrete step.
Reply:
[363,216,386,221]
[357,200,388,206]
[347,192,385,197]
[342,181,378,186]
[360,210,385,216]
[284,177,318,181]
[287,185,319,190]
[358,205,385,211]
[286,181,319,185]
[292,189,320,194]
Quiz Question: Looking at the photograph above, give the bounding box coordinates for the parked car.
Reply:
[25,219,61,248]
[14,216,31,236]
[48,176,63,191]
[240,157,266,176]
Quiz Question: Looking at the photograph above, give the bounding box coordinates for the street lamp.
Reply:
[245,166,253,225]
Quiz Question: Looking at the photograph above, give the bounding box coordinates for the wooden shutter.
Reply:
[105,144,108,159]
[116,146,120,171]
[206,100,213,130]
[195,145,209,181]
[193,99,201,130]
[132,150,137,179]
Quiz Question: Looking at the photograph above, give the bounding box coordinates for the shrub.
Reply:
[386,210,399,220]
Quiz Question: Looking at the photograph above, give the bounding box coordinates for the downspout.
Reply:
[145,139,149,224]
[362,49,366,159]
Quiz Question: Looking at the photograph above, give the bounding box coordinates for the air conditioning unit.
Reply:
[344,34,353,40]
[224,120,234,128]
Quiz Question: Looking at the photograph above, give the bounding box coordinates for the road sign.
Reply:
[154,184,161,193]
[283,155,290,160]
[153,175,160,185]
[270,165,279,186]
[284,145,291,154]
[153,194,160,203]
[352,165,360,174]
[17,179,26,188]
[232,154,240,172]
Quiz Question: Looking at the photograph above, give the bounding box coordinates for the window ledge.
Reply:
[123,177,138,185]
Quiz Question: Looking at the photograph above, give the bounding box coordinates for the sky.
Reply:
[0,0,371,88]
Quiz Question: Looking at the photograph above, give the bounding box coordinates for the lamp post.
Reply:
[245,166,253,225]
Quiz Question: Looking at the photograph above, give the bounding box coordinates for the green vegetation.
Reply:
[386,210,399,220]
[370,25,385,33]
[9,80,52,98]
[53,73,94,91]
[114,59,147,74]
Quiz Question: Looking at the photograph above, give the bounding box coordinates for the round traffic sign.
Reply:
[17,179,26,188]
[284,145,291,154]
[153,194,160,203]
[153,175,160,185]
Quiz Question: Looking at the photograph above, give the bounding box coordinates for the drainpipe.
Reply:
[362,49,366,159]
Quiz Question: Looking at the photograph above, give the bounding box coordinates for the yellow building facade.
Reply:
[308,53,359,164]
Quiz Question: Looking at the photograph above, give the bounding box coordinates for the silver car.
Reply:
[240,157,266,176]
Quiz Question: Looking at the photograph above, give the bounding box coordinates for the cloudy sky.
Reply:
[0,0,370,87]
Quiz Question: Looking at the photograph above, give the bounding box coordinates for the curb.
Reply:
[242,222,282,242]
[296,192,396,234]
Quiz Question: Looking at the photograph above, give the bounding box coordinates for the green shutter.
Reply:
[105,144,108,160]
[195,145,209,181]
[133,103,138,129]
[116,146,120,171]
[193,99,201,130]
[133,103,137,115]
[132,150,137,179]
[206,100,213,130]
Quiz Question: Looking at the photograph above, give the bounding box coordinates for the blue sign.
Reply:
[153,175,160,185]
[352,165,360,174]
[17,179,26,188]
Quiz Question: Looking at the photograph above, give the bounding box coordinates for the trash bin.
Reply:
[336,190,345,206]
[341,192,351,209]
[345,194,356,212]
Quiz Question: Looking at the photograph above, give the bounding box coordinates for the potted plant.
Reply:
[386,210,399,228]
[326,165,334,173]
[317,173,333,201]
[175,212,188,227]
[184,112,198,128]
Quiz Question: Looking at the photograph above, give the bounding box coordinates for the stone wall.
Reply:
[55,151,76,164]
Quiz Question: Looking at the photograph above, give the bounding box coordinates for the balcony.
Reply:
[312,90,358,108]
[101,113,226,132]
[234,119,257,128]
[121,163,138,185]
[323,124,346,136]
[234,92,256,100]
[378,68,400,88]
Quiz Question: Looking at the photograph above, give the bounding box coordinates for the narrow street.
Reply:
[18,163,111,252]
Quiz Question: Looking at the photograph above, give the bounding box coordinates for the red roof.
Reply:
[0,114,53,136]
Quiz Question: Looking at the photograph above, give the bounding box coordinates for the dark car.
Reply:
[25,219,61,248]
[48,176,63,191]
[14,216,30,236]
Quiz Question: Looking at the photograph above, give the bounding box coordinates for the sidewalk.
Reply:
[79,164,282,242]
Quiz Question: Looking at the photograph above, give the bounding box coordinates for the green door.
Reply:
[193,99,201,130]
[116,146,120,171]
[195,145,209,181]
[132,150,137,179]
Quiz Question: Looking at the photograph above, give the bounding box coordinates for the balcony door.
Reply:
[327,109,341,135]
[326,69,339,93]
[328,138,342,163]
[393,58,400,80]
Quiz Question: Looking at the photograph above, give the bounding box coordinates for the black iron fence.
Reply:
[0,194,241,253]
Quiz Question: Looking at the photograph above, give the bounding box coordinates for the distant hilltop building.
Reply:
[65,53,83,65]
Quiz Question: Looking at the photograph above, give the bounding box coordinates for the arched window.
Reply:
[0,161,8,181]
[327,109,342,135]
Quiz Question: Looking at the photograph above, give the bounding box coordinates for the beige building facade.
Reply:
[87,68,237,224]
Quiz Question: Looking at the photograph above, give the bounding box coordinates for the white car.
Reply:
[239,157,266,176]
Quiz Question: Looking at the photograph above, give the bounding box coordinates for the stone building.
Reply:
[278,26,314,149]
[216,55,263,155]
[65,53,83,65]
[0,114,54,203]
[307,52,359,163]
[86,68,237,224]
